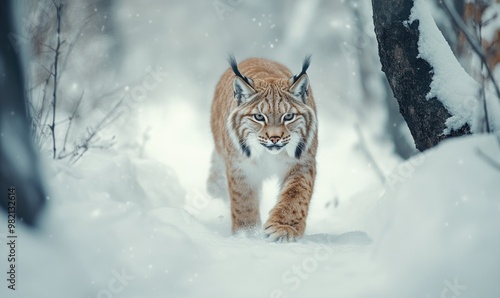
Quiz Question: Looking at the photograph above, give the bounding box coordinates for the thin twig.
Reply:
[477,15,491,133]
[483,12,498,27]
[39,64,53,125]
[49,2,64,159]
[69,128,99,165]
[481,77,491,132]
[42,44,57,53]
[58,90,84,159]
[40,64,54,76]
[60,11,97,75]
[27,76,50,93]
[354,124,386,183]
[68,97,125,164]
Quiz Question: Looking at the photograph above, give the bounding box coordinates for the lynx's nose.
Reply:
[269,136,281,144]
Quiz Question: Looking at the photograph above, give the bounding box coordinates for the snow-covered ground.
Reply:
[2,133,499,298]
[2,1,500,297]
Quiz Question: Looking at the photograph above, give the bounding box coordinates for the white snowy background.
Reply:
[1,1,500,297]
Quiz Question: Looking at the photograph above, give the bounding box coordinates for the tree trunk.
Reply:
[0,0,46,226]
[371,0,470,151]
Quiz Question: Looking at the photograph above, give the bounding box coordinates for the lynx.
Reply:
[207,56,318,241]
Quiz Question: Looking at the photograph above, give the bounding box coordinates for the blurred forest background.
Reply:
[18,0,500,201]
[2,1,500,297]
[17,0,411,203]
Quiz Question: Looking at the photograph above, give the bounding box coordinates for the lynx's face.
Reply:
[226,58,317,160]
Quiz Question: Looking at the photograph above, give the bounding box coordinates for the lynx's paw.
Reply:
[263,222,300,242]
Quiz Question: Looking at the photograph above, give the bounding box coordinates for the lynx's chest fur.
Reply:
[239,149,296,185]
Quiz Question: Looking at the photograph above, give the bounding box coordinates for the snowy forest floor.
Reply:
[1,134,499,298]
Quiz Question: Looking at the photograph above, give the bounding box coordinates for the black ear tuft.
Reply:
[292,55,312,83]
[227,54,253,87]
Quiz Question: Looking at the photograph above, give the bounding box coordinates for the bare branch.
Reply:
[26,1,127,164]
[40,64,54,76]
[442,0,500,101]
[60,11,98,75]
[38,66,53,130]
[480,84,491,132]
[477,14,491,133]
[42,44,57,53]
[58,90,84,159]
[65,96,125,164]
[482,12,498,27]
[49,2,64,159]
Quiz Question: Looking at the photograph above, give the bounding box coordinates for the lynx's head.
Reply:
[226,56,317,160]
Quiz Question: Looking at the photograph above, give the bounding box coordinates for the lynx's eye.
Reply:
[253,113,265,122]
[283,113,295,122]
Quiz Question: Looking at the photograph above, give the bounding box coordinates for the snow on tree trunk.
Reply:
[371,0,470,151]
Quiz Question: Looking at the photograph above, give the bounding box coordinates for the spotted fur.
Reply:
[207,57,318,242]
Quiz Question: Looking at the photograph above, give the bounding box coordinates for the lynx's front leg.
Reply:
[226,163,261,234]
[264,160,315,241]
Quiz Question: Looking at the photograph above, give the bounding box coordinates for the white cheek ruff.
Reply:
[285,135,300,158]
[227,111,265,159]
[247,136,264,159]
[226,110,249,157]
[302,106,318,154]
[284,108,317,159]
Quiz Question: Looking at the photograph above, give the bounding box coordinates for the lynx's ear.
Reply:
[289,55,311,103]
[228,54,256,104]
[233,76,256,104]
